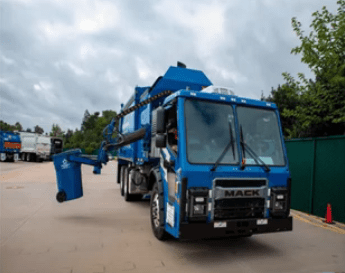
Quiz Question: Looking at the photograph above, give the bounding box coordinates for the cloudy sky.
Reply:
[0,0,339,133]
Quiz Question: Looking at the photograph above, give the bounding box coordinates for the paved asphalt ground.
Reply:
[1,161,344,273]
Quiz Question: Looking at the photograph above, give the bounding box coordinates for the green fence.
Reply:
[285,136,345,223]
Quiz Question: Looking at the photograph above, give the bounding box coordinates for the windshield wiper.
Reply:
[211,122,235,172]
[239,126,270,173]
[240,125,246,170]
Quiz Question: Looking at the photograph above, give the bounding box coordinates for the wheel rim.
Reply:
[152,193,160,228]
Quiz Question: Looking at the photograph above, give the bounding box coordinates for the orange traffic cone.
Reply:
[324,203,334,224]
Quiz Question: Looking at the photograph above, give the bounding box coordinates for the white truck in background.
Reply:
[19,132,51,162]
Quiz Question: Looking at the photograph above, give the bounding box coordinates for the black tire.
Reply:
[26,153,31,162]
[150,182,168,240]
[21,153,25,161]
[124,167,131,201]
[116,162,121,184]
[120,166,126,196]
[36,156,43,163]
[56,191,66,203]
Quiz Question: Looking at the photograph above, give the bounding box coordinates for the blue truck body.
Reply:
[54,64,292,240]
[0,131,21,162]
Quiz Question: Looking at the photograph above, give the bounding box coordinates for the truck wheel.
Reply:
[36,157,43,163]
[124,167,132,201]
[150,182,168,240]
[26,153,31,162]
[116,162,121,184]
[21,153,25,161]
[120,166,126,196]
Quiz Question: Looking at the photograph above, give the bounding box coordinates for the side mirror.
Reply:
[156,134,166,148]
[156,106,166,134]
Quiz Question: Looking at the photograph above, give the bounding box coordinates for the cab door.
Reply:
[159,103,181,238]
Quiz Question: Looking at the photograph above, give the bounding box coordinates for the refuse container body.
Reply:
[53,149,83,202]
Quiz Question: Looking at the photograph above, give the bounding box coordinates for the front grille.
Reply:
[214,198,265,220]
[215,179,266,188]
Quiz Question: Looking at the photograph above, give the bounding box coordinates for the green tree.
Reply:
[264,1,345,138]
[81,110,91,131]
[287,1,345,137]
[50,124,64,137]
[263,83,301,137]
[34,125,44,134]
[60,110,117,154]
[0,121,10,131]
[0,121,25,132]
[15,122,23,131]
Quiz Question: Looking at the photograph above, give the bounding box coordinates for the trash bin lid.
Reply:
[53,149,82,159]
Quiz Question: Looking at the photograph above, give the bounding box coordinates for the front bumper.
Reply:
[179,216,293,240]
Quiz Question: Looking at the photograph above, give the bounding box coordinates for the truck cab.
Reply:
[50,137,63,160]
[116,65,292,240]
[0,131,21,162]
[149,89,291,239]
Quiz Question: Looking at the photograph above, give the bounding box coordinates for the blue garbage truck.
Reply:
[0,131,21,162]
[53,63,293,240]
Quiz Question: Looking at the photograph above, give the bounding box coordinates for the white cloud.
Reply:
[32,81,57,105]
[154,1,227,58]
[135,57,155,81]
[104,69,119,83]
[38,0,120,42]
[207,61,248,85]
[0,0,340,133]
[1,55,16,65]
[54,60,88,76]
[80,43,97,59]
[76,1,120,33]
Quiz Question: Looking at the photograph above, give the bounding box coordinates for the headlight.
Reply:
[188,188,209,221]
[270,187,288,217]
[193,204,206,215]
[274,201,284,210]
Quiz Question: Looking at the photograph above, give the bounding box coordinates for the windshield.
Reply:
[237,106,285,166]
[185,99,239,164]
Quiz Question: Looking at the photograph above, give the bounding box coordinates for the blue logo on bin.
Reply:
[61,159,71,169]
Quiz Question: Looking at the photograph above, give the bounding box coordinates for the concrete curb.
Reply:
[291,209,345,233]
